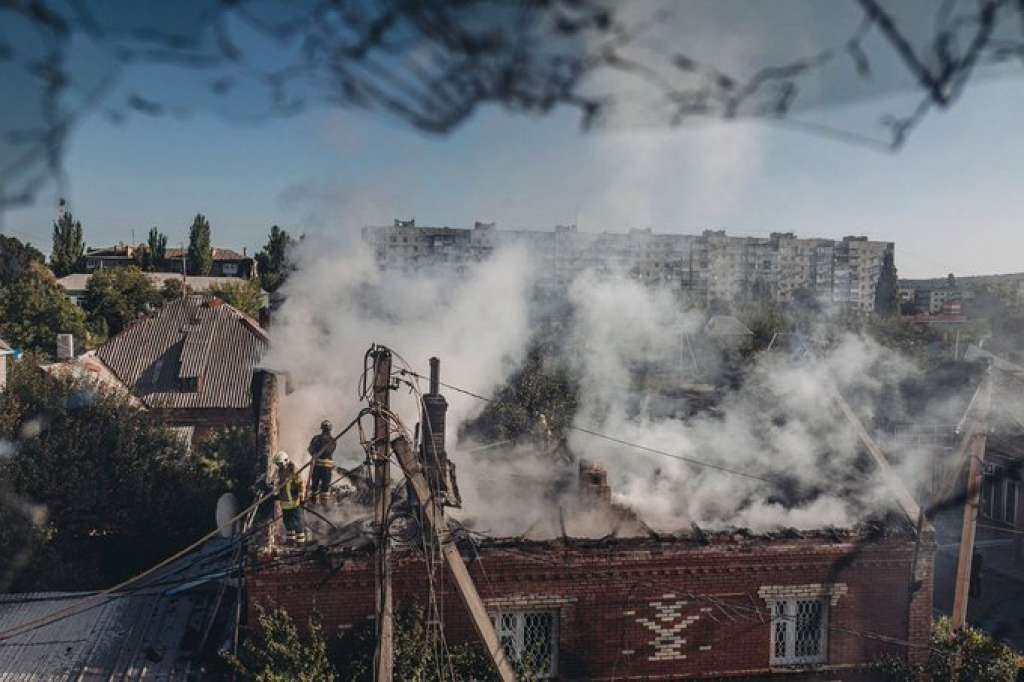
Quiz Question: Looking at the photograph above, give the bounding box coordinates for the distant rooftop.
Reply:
[85,245,251,261]
[57,272,265,294]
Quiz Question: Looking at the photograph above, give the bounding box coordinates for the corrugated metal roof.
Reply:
[96,296,269,410]
[0,538,233,680]
[0,592,200,681]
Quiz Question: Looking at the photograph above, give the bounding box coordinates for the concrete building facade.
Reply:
[362,222,894,312]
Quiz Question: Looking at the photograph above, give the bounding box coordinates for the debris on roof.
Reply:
[703,315,754,338]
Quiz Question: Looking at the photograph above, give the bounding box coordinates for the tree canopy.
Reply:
[208,278,264,318]
[50,199,85,277]
[0,263,89,357]
[144,226,167,271]
[188,213,213,276]
[0,234,45,288]
[874,249,899,317]
[161,277,192,300]
[82,266,161,337]
[0,359,261,590]
[256,225,296,294]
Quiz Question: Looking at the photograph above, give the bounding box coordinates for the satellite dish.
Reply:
[215,492,240,538]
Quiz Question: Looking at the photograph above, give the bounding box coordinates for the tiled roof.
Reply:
[164,248,247,261]
[96,295,269,410]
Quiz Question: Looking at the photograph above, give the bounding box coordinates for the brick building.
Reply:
[249,525,932,680]
[245,441,933,679]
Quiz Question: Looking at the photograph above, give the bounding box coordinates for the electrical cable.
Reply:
[396,369,775,485]
[0,410,369,642]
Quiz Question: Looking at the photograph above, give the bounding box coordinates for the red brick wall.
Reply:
[247,534,934,680]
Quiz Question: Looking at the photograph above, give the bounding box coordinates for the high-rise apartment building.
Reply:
[362,221,894,311]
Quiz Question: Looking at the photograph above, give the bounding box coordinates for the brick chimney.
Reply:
[577,460,612,507]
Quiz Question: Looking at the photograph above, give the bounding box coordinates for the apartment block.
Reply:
[362,221,894,311]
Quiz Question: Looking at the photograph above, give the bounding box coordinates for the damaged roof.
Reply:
[96,295,269,410]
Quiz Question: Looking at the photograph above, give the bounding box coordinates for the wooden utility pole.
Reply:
[371,347,394,682]
[952,369,993,629]
[391,435,517,682]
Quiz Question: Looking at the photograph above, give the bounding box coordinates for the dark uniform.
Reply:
[308,429,337,504]
[278,465,306,545]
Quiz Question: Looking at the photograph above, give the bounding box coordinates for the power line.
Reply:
[0,409,369,642]
[396,369,775,485]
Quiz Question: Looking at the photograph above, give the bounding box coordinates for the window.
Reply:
[770,599,827,665]
[982,467,1020,525]
[493,610,558,677]
[221,262,239,275]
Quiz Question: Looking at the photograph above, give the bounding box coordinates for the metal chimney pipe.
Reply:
[429,357,440,395]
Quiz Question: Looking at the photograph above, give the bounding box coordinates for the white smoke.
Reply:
[267,235,950,537]
[264,236,534,467]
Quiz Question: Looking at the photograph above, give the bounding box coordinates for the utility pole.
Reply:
[952,368,993,629]
[392,435,516,682]
[371,346,394,682]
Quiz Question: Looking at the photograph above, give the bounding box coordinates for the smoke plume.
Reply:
[267,234,956,537]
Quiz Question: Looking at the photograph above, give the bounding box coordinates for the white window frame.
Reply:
[769,598,828,666]
[492,609,559,678]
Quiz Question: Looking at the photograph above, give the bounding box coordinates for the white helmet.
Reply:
[273,450,290,466]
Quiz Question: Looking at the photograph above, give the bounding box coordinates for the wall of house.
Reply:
[248,533,934,680]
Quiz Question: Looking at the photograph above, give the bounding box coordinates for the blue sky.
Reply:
[5,71,1023,280]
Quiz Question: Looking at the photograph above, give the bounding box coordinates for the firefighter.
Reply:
[273,451,306,545]
[308,420,337,505]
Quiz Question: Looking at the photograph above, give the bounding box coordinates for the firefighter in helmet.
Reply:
[308,419,337,505]
[273,450,306,545]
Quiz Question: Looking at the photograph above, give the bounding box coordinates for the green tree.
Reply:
[50,199,85,277]
[878,617,1020,681]
[256,225,296,293]
[874,248,899,317]
[334,605,498,682]
[0,263,89,357]
[208,279,264,318]
[228,606,337,682]
[161,278,192,300]
[82,267,161,337]
[0,234,45,288]
[143,227,167,271]
[464,349,579,443]
[188,213,213,276]
[0,358,237,589]
[195,426,261,509]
